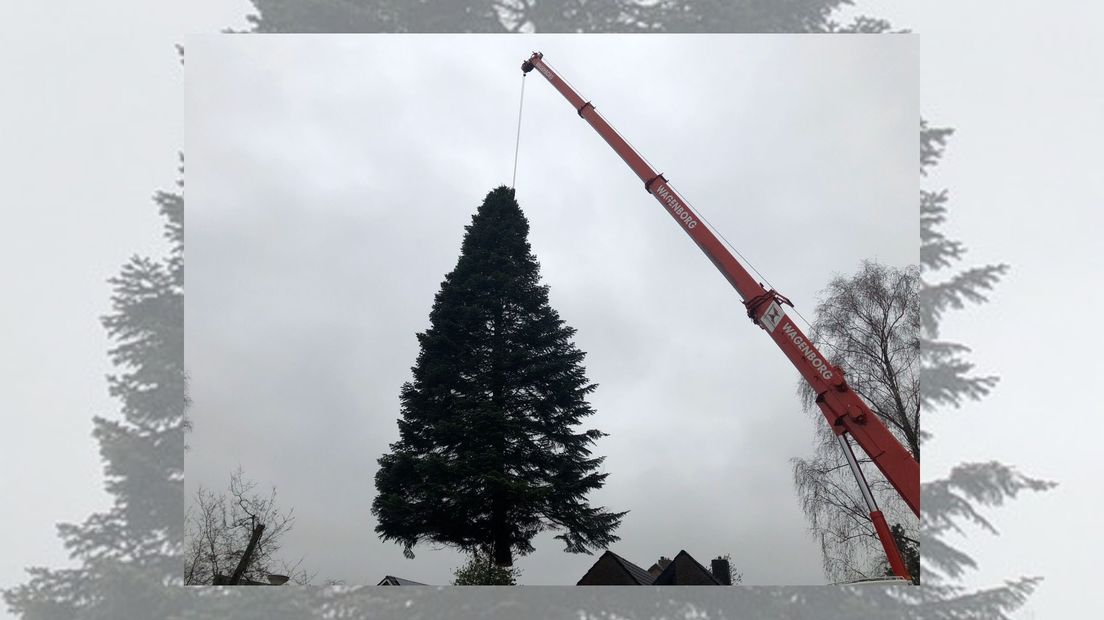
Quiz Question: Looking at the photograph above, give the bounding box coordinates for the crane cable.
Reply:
[691,199,823,342]
[511,73,527,189]
[510,65,825,346]
[537,62,825,337]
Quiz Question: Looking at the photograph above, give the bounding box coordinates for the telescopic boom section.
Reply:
[521,52,919,518]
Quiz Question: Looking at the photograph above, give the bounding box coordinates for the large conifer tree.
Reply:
[373,186,624,567]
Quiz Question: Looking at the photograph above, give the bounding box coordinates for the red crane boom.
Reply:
[521,51,919,581]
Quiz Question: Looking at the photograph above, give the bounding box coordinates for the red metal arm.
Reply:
[521,52,920,520]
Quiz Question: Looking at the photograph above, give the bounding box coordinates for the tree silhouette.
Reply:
[4,175,186,618]
[246,0,508,33]
[244,0,888,33]
[373,186,625,567]
[902,122,1056,610]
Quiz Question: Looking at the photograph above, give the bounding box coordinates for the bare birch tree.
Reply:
[791,261,920,583]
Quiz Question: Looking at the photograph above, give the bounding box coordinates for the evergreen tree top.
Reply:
[458,186,530,258]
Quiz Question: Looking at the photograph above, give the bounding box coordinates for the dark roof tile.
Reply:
[651,550,721,586]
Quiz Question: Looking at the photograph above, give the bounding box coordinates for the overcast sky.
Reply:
[184,34,917,586]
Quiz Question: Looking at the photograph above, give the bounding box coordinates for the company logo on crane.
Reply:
[781,322,833,381]
[760,302,784,332]
[653,185,699,229]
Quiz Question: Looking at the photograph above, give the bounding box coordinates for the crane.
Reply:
[520,51,918,582]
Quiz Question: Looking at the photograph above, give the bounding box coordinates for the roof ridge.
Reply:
[606,550,655,585]
[654,550,721,585]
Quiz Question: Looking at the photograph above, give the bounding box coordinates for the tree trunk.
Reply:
[228,522,265,585]
[492,503,513,567]
[490,300,512,567]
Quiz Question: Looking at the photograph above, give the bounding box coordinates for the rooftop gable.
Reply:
[577,550,655,585]
[650,550,722,586]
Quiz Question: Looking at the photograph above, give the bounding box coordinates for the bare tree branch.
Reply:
[183,468,311,585]
[792,261,920,582]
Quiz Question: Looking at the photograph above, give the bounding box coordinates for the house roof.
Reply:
[377,575,426,586]
[650,550,721,585]
[578,550,655,585]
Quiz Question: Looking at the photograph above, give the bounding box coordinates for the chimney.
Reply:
[711,557,732,585]
[648,556,671,577]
